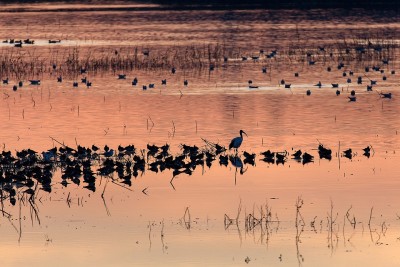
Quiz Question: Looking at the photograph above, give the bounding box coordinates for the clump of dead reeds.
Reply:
[0,34,398,79]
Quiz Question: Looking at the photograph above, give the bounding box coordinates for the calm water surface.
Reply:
[0,3,400,267]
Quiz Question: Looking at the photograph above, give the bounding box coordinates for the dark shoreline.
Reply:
[0,0,399,11]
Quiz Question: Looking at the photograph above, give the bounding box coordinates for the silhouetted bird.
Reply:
[229,130,247,154]
[29,80,40,85]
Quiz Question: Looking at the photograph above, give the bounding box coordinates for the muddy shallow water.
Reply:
[0,3,400,267]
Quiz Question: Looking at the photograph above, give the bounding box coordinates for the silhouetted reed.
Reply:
[1,34,398,79]
[223,197,390,258]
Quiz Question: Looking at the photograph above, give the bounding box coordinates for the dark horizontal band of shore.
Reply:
[0,0,399,11]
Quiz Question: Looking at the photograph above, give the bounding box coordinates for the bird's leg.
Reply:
[234,167,237,185]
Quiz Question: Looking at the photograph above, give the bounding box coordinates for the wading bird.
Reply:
[229,130,247,154]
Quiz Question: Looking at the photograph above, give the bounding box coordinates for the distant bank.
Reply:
[0,0,399,9]
[152,0,400,9]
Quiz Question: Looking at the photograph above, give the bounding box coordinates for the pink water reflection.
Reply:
[0,4,399,267]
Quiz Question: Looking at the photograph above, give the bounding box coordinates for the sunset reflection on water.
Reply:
[0,3,399,267]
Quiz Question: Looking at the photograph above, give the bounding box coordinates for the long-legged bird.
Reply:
[229,130,248,154]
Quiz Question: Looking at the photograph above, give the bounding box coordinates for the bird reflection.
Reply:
[229,155,247,185]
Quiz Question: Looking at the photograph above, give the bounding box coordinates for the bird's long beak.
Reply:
[243,131,248,137]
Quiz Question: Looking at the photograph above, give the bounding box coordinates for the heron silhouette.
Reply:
[229,130,247,154]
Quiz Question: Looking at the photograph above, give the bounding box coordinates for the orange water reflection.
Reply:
[0,72,399,267]
[0,155,399,266]
[0,5,400,267]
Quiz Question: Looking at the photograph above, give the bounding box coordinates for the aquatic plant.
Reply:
[0,34,398,79]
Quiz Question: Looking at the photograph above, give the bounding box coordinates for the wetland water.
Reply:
[0,3,400,266]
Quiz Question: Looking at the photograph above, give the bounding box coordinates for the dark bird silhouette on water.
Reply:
[363,146,372,157]
[276,152,287,165]
[292,150,302,161]
[229,130,247,154]
[379,92,392,99]
[29,80,40,85]
[219,155,228,166]
[243,151,256,165]
[318,144,332,160]
[302,152,314,165]
[343,148,353,159]
[260,150,275,164]
[348,96,356,102]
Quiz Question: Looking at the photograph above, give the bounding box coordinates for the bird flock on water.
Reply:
[0,129,374,206]
[0,41,394,102]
